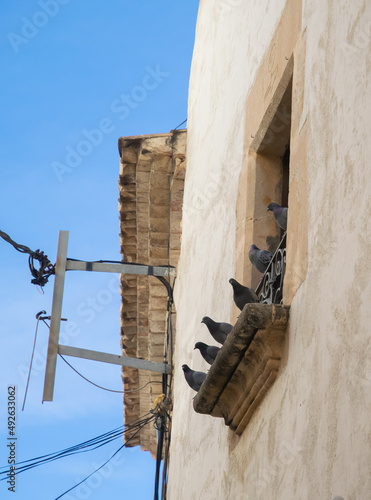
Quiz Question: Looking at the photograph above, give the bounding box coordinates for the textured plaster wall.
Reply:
[168,0,371,499]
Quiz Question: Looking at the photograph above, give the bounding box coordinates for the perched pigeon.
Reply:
[229,278,258,310]
[267,202,288,231]
[249,244,273,273]
[182,364,206,392]
[201,316,233,345]
[194,342,220,365]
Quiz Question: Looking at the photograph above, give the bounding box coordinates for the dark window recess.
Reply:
[257,145,288,304]
[255,78,292,304]
[281,146,290,208]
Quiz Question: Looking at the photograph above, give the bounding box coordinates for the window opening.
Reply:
[252,77,292,303]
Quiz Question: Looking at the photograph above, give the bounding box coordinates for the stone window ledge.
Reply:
[193,304,290,435]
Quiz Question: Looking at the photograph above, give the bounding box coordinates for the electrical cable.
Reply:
[161,418,171,500]
[22,311,46,411]
[153,128,179,500]
[0,229,37,254]
[66,258,174,295]
[161,132,178,499]
[0,414,151,471]
[162,299,174,500]
[54,443,125,500]
[172,118,187,130]
[154,417,165,500]
[0,229,55,286]
[59,353,162,394]
[66,257,175,269]
[39,318,162,394]
[54,420,150,500]
[0,414,154,480]
[0,429,125,478]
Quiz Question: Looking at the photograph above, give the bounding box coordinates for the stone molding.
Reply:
[118,130,186,456]
[193,304,289,435]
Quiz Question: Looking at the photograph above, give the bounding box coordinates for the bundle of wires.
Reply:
[0,413,155,499]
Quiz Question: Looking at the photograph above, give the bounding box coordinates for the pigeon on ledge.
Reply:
[201,316,233,345]
[229,278,258,310]
[194,342,220,365]
[182,364,206,392]
[249,244,273,273]
[267,202,288,231]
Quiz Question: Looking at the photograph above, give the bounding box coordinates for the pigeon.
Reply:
[229,278,258,310]
[249,244,273,273]
[267,202,288,231]
[201,316,233,345]
[182,364,206,392]
[194,342,220,365]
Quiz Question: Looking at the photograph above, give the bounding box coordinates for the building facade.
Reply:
[118,131,186,457]
[167,0,371,499]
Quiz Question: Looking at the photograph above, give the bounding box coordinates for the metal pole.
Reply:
[42,231,69,402]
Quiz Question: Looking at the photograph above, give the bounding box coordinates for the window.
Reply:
[252,74,292,303]
[193,0,306,431]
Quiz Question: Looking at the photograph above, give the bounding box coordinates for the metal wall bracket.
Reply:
[42,230,173,402]
[66,260,175,277]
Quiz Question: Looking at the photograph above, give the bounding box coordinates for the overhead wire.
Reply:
[161,301,174,500]
[54,419,152,500]
[162,129,178,498]
[172,118,187,130]
[66,257,175,270]
[22,311,46,411]
[54,443,126,500]
[55,444,126,500]
[0,413,155,481]
[0,229,55,287]
[6,122,184,496]
[66,258,174,296]
[154,126,181,500]
[1,158,182,494]
[39,316,162,394]
[59,353,162,394]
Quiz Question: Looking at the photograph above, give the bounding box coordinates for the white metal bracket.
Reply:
[42,230,173,402]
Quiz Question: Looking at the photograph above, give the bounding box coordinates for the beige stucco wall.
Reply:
[168,0,371,499]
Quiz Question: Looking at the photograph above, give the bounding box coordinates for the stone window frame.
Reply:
[235,0,308,307]
[247,63,293,305]
[194,0,308,433]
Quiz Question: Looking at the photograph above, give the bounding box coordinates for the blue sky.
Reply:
[0,1,199,498]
